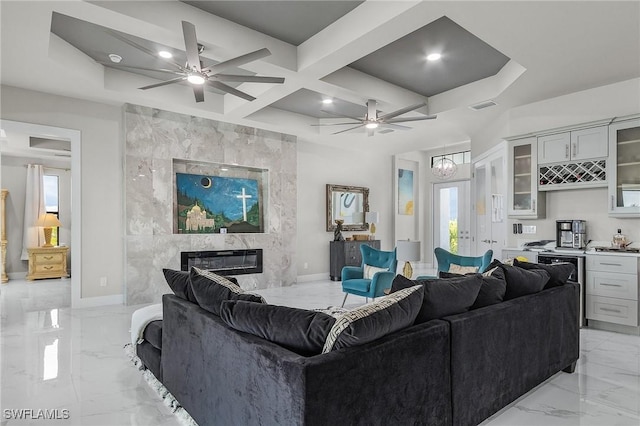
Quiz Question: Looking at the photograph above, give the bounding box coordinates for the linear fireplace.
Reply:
[181,249,263,276]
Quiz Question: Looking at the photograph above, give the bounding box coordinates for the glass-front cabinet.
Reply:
[609,118,640,217]
[507,137,546,218]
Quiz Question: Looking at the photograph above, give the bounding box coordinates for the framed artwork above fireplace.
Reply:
[173,159,268,234]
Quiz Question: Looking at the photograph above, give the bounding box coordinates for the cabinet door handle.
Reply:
[611,195,615,210]
[600,307,622,313]
[565,144,569,159]
[573,142,578,156]
[600,262,622,267]
[532,199,536,211]
[600,283,622,287]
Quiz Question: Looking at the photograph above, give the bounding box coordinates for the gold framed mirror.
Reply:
[326,184,369,232]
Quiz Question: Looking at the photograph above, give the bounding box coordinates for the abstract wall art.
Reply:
[398,168,414,215]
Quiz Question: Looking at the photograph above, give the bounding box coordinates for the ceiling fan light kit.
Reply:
[103,20,284,103]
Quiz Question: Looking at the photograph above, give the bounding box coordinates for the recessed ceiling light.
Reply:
[322,98,333,104]
[426,53,442,61]
[108,53,122,63]
[365,122,379,129]
[187,74,205,85]
[220,168,229,172]
[158,50,173,59]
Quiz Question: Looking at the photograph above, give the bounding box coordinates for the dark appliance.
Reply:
[556,220,587,249]
[537,252,586,327]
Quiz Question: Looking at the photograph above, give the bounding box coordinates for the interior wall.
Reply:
[0,156,71,276]
[0,85,123,299]
[124,104,297,305]
[296,138,393,280]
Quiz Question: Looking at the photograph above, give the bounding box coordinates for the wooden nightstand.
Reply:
[26,246,69,280]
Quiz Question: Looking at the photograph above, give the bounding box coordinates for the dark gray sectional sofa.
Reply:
[137,281,579,426]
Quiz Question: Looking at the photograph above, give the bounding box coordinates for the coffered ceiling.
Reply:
[1,1,639,153]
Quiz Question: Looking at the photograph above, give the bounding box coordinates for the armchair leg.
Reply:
[341,293,348,308]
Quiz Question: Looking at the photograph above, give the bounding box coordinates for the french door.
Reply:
[433,181,471,256]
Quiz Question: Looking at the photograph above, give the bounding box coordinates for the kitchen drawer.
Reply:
[586,294,638,326]
[586,271,638,300]
[586,255,638,274]
[33,252,64,264]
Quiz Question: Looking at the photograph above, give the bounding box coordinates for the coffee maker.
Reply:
[556,220,587,249]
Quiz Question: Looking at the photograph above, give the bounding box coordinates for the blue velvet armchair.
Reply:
[341,245,397,307]
[434,247,493,274]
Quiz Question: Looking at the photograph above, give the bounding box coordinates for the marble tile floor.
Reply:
[1,278,639,425]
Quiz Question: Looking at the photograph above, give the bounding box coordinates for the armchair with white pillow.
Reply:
[341,244,397,307]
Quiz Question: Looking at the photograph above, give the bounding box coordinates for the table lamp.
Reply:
[35,213,62,247]
[365,211,379,239]
[396,240,421,278]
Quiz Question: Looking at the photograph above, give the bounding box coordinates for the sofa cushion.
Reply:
[513,259,575,289]
[189,267,265,315]
[219,301,336,356]
[163,268,197,303]
[322,284,424,353]
[490,260,550,300]
[143,320,163,350]
[391,274,483,323]
[440,267,508,309]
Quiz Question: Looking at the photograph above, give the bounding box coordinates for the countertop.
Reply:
[503,246,640,258]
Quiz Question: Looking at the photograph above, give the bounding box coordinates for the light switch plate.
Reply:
[523,225,537,234]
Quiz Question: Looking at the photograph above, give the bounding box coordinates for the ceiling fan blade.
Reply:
[106,30,184,70]
[193,85,205,103]
[139,76,186,90]
[320,109,364,122]
[332,124,365,135]
[214,74,284,84]
[310,122,360,126]
[96,61,183,75]
[378,129,394,134]
[367,99,377,121]
[385,115,437,124]
[378,102,427,121]
[203,48,271,74]
[381,123,412,131]
[182,21,201,72]
[207,80,256,101]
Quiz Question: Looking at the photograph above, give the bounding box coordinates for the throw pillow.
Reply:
[448,264,479,275]
[363,264,389,279]
[436,268,507,309]
[189,267,266,316]
[322,285,424,353]
[391,274,483,323]
[220,301,336,356]
[162,268,197,303]
[513,259,575,289]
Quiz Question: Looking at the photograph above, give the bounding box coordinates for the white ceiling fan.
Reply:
[100,21,285,103]
[313,99,437,136]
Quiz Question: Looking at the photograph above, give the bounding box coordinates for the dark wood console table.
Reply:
[329,240,380,281]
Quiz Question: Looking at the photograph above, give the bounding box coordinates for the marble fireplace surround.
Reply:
[124,104,297,305]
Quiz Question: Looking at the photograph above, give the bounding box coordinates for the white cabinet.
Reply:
[538,126,608,164]
[608,118,640,217]
[507,137,545,218]
[585,254,639,327]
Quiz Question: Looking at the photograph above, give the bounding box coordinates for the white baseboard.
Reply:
[73,293,124,308]
[7,272,27,280]
[296,273,330,283]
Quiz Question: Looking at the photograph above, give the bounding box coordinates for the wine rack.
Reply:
[538,160,606,190]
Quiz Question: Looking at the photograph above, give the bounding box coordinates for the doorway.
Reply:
[433,181,471,257]
[0,119,81,307]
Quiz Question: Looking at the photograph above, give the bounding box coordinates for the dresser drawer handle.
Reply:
[600,283,623,287]
[44,266,53,270]
[43,256,54,260]
[600,307,622,313]
[600,262,622,267]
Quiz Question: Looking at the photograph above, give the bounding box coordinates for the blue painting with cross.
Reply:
[175,172,261,233]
